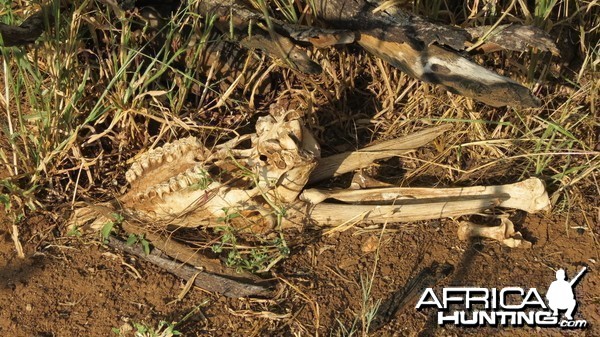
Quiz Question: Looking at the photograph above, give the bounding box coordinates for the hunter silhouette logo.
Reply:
[546,267,587,321]
[416,266,589,328]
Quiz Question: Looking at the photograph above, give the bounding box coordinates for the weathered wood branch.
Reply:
[121,221,264,282]
[1,1,558,106]
[194,0,557,106]
[465,24,560,55]
[311,0,555,107]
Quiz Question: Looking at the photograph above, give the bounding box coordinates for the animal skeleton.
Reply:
[70,108,550,238]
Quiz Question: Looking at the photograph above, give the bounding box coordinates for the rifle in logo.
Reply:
[569,267,587,286]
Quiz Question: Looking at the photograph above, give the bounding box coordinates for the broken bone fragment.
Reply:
[457,218,532,248]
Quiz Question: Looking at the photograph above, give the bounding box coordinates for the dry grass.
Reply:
[0,0,598,335]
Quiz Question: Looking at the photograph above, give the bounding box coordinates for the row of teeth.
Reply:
[134,164,209,200]
[126,137,202,184]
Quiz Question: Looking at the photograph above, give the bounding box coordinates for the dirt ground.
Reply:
[0,207,597,336]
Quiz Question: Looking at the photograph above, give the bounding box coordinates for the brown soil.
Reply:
[0,209,598,336]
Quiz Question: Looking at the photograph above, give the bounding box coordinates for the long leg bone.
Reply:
[303,197,505,225]
[301,177,551,213]
[294,177,550,226]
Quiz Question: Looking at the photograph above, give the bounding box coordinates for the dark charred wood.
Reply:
[107,235,274,298]
[313,0,471,50]
[0,9,47,47]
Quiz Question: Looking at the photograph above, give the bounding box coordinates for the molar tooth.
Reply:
[168,177,179,192]
[125,170,136,183]
[156,184,170,199]
[162,143,173,155]
[187,138,200,149]
[146,189,157,199]
[176,172,192,186]
[131,162,143,177]
[163,145,181,163]
[145,148,157,159]
[139,154,150,169]
[173,141,186,153]
[178,142,190,154]
[149,151,163,165]
[185,168,199,181]
[177,177,189,189]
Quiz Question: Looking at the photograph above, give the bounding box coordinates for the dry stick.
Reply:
[308,124,452,184]
[11,225,25,258]
[106,236,273,298]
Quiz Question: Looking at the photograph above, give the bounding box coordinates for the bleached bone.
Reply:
[457,217,532,248]
[308,125,452,184]
[295,196,503,226]
[301,177,551,213]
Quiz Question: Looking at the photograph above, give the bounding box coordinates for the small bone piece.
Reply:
[457,218,532,248]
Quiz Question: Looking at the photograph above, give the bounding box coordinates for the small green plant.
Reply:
[211,208,290,272]
[133,321,181,337]
[335,231,383,336]
[100,213,124,243]
[112,320,181,337]
[188,168,214,190]
[112,303,206,336]
[0,193,9,211]
[126,233,151,255]
[66,226,82,237]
